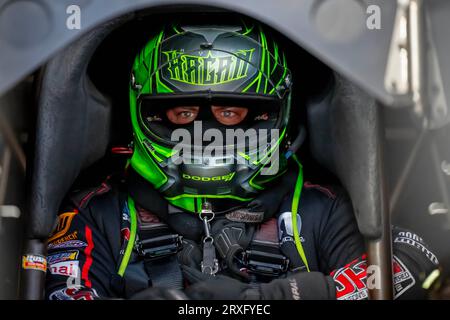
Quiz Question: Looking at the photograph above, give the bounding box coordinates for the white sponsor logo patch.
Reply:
[49,261,79,277]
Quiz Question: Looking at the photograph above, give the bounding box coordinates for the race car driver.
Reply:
[44,21,440,300]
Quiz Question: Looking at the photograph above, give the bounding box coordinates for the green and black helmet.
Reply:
[129,21,298,213]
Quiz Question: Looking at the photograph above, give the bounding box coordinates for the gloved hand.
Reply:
[427,255,450,300]
[185,273,251,300]
[210,218,254,279]
[183,266,335,300]
[392,227,440,299]
[177,238,202,268]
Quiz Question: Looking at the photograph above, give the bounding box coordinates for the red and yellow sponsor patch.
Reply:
[22,254,47,272]
[48,211,78,243]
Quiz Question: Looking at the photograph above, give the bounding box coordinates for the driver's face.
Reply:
[166,106,249,126]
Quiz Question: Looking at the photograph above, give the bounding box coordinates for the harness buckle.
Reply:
[137,233,183,260]
[242,249,289,277]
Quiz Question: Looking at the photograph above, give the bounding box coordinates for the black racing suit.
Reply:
[44,169,439,300]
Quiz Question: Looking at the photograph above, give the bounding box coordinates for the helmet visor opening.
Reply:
[138,92,284,145]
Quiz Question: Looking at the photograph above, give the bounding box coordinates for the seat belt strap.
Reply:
[143,256,183,289]
[128,196,183,289]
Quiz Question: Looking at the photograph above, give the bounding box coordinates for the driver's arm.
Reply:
[318,190,440,300]
[45,189,122,300]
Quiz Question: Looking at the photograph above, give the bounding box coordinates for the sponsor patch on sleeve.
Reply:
[48,287,99,300]
[49,260,80,277]
[48,231,78,245]
[48,211,78,242]
[332,255,417,300]
[393,255,415,299]
[47,251,79,265]
[47,240,87,250]
[332,256,368,300]
[394,231,439,265]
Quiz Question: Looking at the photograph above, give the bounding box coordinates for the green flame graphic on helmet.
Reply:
[129,22,293,213]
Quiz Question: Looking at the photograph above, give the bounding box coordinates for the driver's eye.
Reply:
[166,106,199,124]
[212,106,248,125]
[180,111,194,118]
[221,110,234,118]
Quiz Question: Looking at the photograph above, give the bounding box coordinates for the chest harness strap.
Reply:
[118,196,184,289]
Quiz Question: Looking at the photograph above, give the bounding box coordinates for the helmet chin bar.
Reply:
[157,146,273,192]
